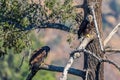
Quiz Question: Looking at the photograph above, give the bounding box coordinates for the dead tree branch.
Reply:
[101,60,120,71]
[60,36,94,80]
[60,57,74,80]
[84,49,120,71]
[105,49,120,53]
[78,36,95,49]
[74,49,120,73]
[40,64,86,78]
[26,64,86,80]
[105,49,120,56]
[85,69,90,80]
[69,49,101,62]
[89,4,104,52]
[104,23,120,46]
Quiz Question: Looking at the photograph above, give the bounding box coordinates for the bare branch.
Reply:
[40,64,86,78]
[105,49,120,53]
[26,64,86,80]
[89,4,104,52]
[101,59,120,72]
[104,23,120,46]
[83,49,120,72]
[78,36,94,49]
[73,36,95,59]
[105,48,120,56]
[60,57,74,80]
[73,49,101,61]
[74,49,120,73]
[59,36,94,80]
[85,69,90,80]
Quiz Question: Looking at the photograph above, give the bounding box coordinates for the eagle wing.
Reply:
[29,49,47,68]
[78,20,89,39]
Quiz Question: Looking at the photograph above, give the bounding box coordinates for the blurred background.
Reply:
[0,0,120,80]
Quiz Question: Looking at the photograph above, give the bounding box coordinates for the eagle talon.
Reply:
[41,62,45,66]
[86,34,91,38]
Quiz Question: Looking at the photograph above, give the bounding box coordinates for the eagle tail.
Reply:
[26,68,38,80]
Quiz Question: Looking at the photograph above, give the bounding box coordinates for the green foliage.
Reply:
[0,51,55,80]
[20,17,30,27]
[45,0,76,23]
[0,0,78,56]
[0,22,31,54]
[0,0,31,55]
[45,0,57,10]
[45,0,78,45]
[29,32,44,50]
[33,70,56,80]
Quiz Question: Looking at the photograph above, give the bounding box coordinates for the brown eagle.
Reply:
[77,14,94,39]
[29,46,50,70]
[27,46,50,80]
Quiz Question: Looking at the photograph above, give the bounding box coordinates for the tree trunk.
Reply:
[83,0,104,80]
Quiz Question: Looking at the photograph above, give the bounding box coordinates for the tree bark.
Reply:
[83,0,104,80]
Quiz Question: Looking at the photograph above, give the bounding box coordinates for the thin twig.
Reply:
[89,5,104,52]
[83,49,101,61]
[83,49,120,72]
[101,59,120,72]
[105,49,120,53]
[105,49,120,56]
[72,49,101,61]
[18,56,24,69]
[84,49,120,72]
[75,49,120,73]
[18,52,29,70]
[82,49,120,72]
[85,69,90,80]
[104,23,120,46]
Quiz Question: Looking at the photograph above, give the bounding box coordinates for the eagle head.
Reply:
[42,46,50,53]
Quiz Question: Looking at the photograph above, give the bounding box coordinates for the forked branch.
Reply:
[60,36,94,80]
[75,49,120,73]
[101,60,120,72]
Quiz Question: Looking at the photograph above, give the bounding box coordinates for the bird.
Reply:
[27,46,50,80]
[29,46,50,70]
[77,14,94,39]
